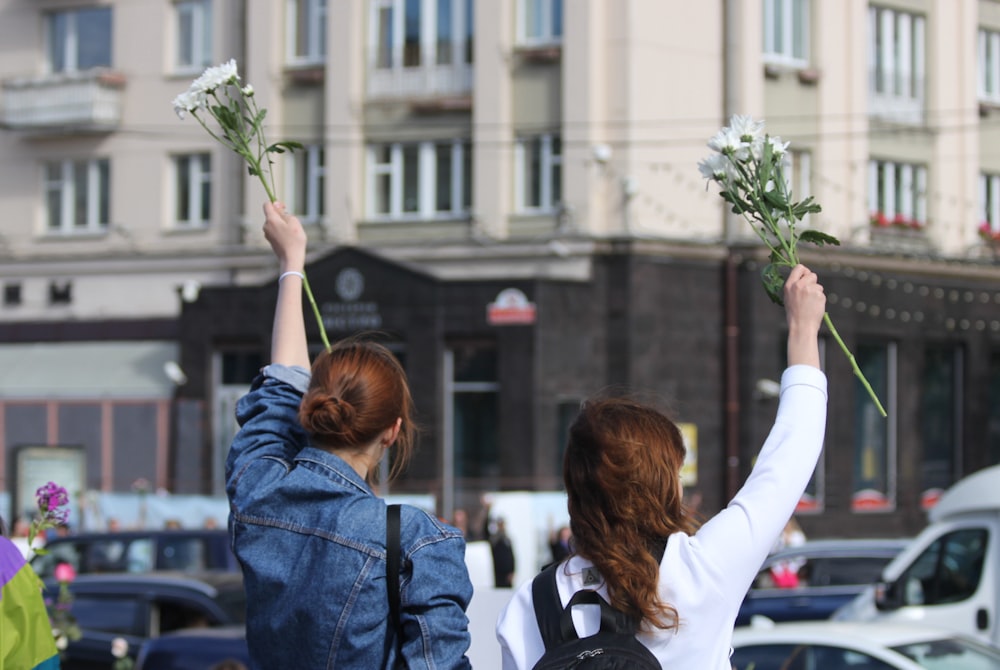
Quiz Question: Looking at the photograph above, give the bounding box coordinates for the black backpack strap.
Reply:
[565,589,639,635]
[387,504,402,652]
[531,562,574,649]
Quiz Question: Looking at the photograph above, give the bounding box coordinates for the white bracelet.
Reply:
[279,271,305,282]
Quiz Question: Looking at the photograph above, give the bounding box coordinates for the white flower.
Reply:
[707,126,743,155]
[728,115,765,144]
[190,58,239,93]
[697,153,730,183]
[172,89,207,119]
[111,637,129,659]
[768,136,790,157]
[55,634,68,650]
[241,84,254,97]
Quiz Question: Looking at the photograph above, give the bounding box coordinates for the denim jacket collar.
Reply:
[295,445,374,496]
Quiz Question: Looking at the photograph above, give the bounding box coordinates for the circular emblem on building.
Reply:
[335,268,364,302]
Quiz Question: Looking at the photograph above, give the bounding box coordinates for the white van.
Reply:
[836,464,999,644]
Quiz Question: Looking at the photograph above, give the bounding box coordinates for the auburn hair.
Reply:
[298,337,415,486]
[563,396,698,631]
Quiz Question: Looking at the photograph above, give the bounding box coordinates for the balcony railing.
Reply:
[2,68,125,133]
[367,60,473,106]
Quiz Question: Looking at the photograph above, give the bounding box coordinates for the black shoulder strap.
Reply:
[387,504,402,638]
[531,562,571,649]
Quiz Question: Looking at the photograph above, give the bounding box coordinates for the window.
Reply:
[980,173,1000,235]
[980,28,1000,104]
[366,140,471,219]
[447,344,500,489]
[868,6,925,123]
[288,144,325,224]
[852,342,895,512]
[174,154,211,228]
[763,0,809,65]
[45,159,110,234]
[369,0,473,96]
[3,283,21,308]
[868,160,927,228]
[920,346,962,509]
[47,7,113,73]
[519,0,563,45]
[175,0,213,73]
[898,529,988,606]
[288,0,327,65]
[515,134,562,212]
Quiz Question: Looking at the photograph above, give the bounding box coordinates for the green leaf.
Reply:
[759,138,774,186]
[248,166,259,176]
[763,188,787,210]
[798,229,841,247]
[761,263,786,306]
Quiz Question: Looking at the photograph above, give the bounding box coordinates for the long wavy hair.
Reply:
[563,396,699,631]
[299,337,415,486]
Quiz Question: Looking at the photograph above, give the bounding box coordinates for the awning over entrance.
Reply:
[0,341,179,399]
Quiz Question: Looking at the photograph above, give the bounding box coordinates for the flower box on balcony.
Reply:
[1,68,124,133]
[869,212,930,253]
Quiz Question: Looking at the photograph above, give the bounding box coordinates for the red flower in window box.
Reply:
[870,211,890,227]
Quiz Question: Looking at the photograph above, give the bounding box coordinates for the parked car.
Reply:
[43,571,245,670]
[135,625,250,670]
[736,538,910,626]
[835,464,1000,647]
[731,620,1000,669]
[31,529,238,580]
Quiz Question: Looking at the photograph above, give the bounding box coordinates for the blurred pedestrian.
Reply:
[489,518,516,588]
[496,264,828,668]
[548,526,572,563]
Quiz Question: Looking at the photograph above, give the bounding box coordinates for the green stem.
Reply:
[302,275,331,352]
[822,312,887,417]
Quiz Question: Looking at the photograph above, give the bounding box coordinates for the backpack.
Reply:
[530,563,661,669]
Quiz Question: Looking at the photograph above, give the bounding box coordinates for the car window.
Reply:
[810,557,895,587]
[732,643,897,670]
[900,529,988,606]
[893,636,1000,669]
[153,599,216,636]
[84,539,130,572]
[32,541,83,578]
[71,595,144,636]
[158,538,207,571]
[127,539,155,572]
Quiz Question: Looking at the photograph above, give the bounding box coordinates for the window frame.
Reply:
[286,0,327,66]
[44,158,110,235]
[514,133,562,213]
[518,0,563,46]
[868,159,927,226]
[868,6,926,123]
[46,6,113,74]
[173,153,212,229]
[980,172,1000,234]
[763,0,809,67]
[365,140,471,220]
[175,0,213,74]
[851,341,898,513]
[287,144,326,224]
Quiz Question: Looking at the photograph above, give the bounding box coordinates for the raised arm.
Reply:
[783,264,826,369]
[263,201,311,369]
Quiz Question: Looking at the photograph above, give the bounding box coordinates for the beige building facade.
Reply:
[2,0,1000,535]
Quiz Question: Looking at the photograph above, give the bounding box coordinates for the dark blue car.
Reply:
[736,539,909,626]
[135,626,250,670]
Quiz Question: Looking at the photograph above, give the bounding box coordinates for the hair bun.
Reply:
[300,391,356,438]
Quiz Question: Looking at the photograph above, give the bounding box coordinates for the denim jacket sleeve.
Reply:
[399,514,474,670]
[226,364,312,488]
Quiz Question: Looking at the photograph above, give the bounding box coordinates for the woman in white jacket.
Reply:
[496,264,829,669]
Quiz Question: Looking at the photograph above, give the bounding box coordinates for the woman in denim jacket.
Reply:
[227,202,473,669]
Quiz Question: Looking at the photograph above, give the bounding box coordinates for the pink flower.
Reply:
[54,562,76,583]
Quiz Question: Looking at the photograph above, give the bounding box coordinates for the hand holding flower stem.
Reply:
[699,116,887,417]
[173,60,331,351]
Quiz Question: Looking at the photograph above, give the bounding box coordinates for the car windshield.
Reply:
[893,637,1000,669]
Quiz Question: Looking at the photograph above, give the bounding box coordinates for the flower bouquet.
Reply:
[173,60,331,350]
[699,115,886,417]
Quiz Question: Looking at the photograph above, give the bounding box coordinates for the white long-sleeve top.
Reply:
[496,364,828,669]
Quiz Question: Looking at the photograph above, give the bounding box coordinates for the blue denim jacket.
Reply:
[226,364,473,669]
